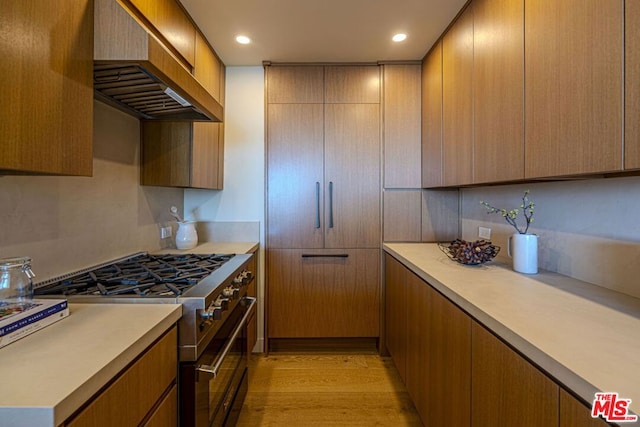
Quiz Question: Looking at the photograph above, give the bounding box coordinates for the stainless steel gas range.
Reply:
[34,252,256,427]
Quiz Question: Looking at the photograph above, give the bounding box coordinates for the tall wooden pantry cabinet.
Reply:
[265,65,381,346]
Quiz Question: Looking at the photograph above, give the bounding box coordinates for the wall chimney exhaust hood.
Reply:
[93,0,222,121]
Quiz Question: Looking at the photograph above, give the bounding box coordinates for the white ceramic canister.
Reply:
[507,233,538,274]
[176,221,198,250]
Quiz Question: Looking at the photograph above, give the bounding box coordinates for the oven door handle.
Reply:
[196,297,256,378]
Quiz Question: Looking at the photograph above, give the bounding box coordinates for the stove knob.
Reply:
[233,276,243,285]
[200,306,222,321]
[222,287,234,297]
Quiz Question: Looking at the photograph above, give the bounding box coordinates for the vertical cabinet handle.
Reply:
[315,182,321,229]
[329,181,334,228]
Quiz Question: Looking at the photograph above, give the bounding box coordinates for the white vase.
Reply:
[507,233,538,274]
[176,221,198,250]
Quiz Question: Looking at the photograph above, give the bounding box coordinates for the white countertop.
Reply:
[0,303,182,427]
[153,241,258,255]
[384,243,640,415]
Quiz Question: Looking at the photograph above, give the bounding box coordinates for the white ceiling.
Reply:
[180,0,468,66]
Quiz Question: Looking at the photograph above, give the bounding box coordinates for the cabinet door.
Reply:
[267,104,325,249]
[268,249,380,338]
[626,0,640,170]
[405,268,430,423]
[422,41,444,188]
[384,254,407,381]
[325,66,380,104]
[442,6,474,186]
[141,122,192,187]
[191,123,222,189]
[429,289,471,427]
[383,64,422,188]
[1,0,93,176]
[267,66,324,103]
[525,0,622,178]
[473,0,524,183]
[560,389,610,427]
[325,104,380,248]
[194,31,221,101]
[472,322,558,427]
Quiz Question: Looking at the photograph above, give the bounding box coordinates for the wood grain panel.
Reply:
[266,66,324,103]
[325,104,381,248]
[442,7,474,186]
[384,254,407,381]
[68,328,177,427]
[0,0,93,176]
[383,64,422,188]
[125,0,196,66]
[422,41,444,188]
[383,190,422,242]
[267,104,325,249]
[429,289,471,427]
[141,122,191,187]
[560,388,609,427]
[325,66,381,104]
[142,386,177,427]
[525,0,623,178]
[191,123,222,189]
[626,0,640,170]
[472,322,558,427]
[194,31,221,101]
[473,0,524,183]
[267,249,380,338]
[405,269,430,423]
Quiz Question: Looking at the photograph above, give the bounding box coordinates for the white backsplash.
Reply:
[461,177,640,299]
[0,101,183,283]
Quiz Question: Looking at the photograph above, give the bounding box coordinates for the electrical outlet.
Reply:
[478,226,492,240]
[160,226,172,239]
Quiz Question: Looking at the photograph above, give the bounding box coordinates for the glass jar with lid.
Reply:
[0,257,36,304]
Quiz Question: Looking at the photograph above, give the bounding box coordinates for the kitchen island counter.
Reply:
[0,303,181,427]
[385,243,640,416]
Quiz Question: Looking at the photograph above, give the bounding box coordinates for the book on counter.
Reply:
[0,298,69,348]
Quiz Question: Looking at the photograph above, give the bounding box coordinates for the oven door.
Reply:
[181,296,256,427]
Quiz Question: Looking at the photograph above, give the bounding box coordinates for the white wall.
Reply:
[460,177,640,299]
[184,66,266,349]
[0,101,183,282]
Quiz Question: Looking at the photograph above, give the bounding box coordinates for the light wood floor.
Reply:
[237,352,423,426]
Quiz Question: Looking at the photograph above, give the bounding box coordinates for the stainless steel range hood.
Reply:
[93,0,223,121]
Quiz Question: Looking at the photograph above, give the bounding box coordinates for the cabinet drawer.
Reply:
[142,385,178,427]
[67,327,177,427]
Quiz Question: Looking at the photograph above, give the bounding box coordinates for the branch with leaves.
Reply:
[480,190,535,234]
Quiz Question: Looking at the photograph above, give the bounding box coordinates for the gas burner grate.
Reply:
[35,253,235,297]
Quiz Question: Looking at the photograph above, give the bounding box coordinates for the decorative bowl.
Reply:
[438,239,500,265]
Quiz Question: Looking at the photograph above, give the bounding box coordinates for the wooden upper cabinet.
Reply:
[194,31,221,101]
[473,0,524,184]
[442,6,474,186]
[325,103,380,248]
[267,66,324,103]
[0,0,93,176]
[472,322,558,427]
[525,0,623,178]
[125,0,196,67]
[422,41,444,188]
[325,66,380,104]
[626,0,640,170]
[383,64,422,188]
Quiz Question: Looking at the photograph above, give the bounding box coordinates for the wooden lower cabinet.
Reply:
[385,253,408,381]
[66,327,177,426]
[472,322,558,427]
[560,389,610,427]
[384,255,614,427]
[268,249,379,338]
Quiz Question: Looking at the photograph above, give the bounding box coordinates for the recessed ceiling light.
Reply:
[236,35,251,45]
[392,33,407,42]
